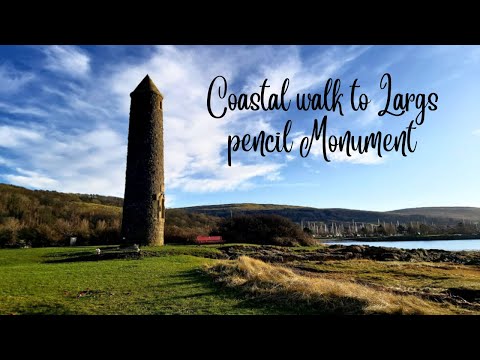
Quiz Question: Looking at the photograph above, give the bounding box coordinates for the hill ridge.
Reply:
[1,183,479,224]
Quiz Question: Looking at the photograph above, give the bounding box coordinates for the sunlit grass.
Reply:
[206,256,457,314]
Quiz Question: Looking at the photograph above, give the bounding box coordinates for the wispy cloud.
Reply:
[242,46,371,103]
[0,102,48,117]
[107,46,298,196]
[0,156,12,166]
[2,168,58,189]
[328,150,386,165]
[0,123,126,195]
[175,162,284,192]
[0,125,43,147]
[0,64,35,94]
[42,46,90,77]
[0,45,377,203]
[473,129,480,136]
[353,98,385,127]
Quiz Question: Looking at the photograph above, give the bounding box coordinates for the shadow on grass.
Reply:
[44,248,227,264]
[172,269,368,315]
[44,250,143,263]
[11,302,76,315]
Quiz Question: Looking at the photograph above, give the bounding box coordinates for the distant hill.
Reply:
[386,207,480,223]
[181,203,480,225]
[0,183,124,208]
[0,184,480,231]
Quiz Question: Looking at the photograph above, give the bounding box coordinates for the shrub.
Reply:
[218,214,314,246]
[0,228,14,247]
[164,209,221,244]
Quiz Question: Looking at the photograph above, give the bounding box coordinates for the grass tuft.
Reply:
[206,256,449,314]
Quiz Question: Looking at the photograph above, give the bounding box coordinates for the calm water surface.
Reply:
[325,239,480,251]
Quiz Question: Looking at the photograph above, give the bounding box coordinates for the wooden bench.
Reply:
[195,236,225,244]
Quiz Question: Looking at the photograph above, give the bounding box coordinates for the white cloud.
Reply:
[39,82,113,124]
[0,125,43,147]
[328,150,386,165]
[42,46,90,77]
[243,117,277,135]
[0,123,126,196]
[165,194,176,208]
[3,168,58,188]
[241,46,371,106]
[108,46,295,194]
[354,98,385,126]
[33,127,127,195]
[473,129,480,136]
[0,46,375,199]
[265,170,283,181]
[0,64,35,94]
[0,102,48,117]
[175,162,284,193]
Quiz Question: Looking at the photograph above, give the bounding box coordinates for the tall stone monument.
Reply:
[121,75,165,246]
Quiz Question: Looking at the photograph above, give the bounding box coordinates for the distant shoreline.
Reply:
[318,234,480,242]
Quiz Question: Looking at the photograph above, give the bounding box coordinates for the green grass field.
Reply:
[0,245,274,315]
[1,245,480,315]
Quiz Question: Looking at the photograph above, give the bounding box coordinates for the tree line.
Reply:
[0,184,122,247]
[0,184,311,247]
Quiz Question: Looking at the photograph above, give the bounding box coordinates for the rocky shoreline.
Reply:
[216,244,480,265]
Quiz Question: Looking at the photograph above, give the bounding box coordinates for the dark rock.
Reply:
[380,252,400,261]
[448,288,480,303]
[216,244,480,265]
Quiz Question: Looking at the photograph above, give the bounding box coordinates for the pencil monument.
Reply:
[121,75,165,246]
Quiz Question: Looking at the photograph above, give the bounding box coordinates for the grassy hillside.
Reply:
[387,207,480,222]
[3,183,479,227]
[0,183,123,207]
[182,203,480,225]
[0,183,122,247]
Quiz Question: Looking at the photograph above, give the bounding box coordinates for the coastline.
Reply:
[318,234,480,243]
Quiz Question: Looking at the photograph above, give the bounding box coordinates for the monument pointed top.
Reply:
[131,75,163,97]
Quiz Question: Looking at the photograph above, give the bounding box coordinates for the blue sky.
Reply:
[0,45,479,211]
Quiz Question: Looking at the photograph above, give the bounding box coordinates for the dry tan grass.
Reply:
[206,256,450,314]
